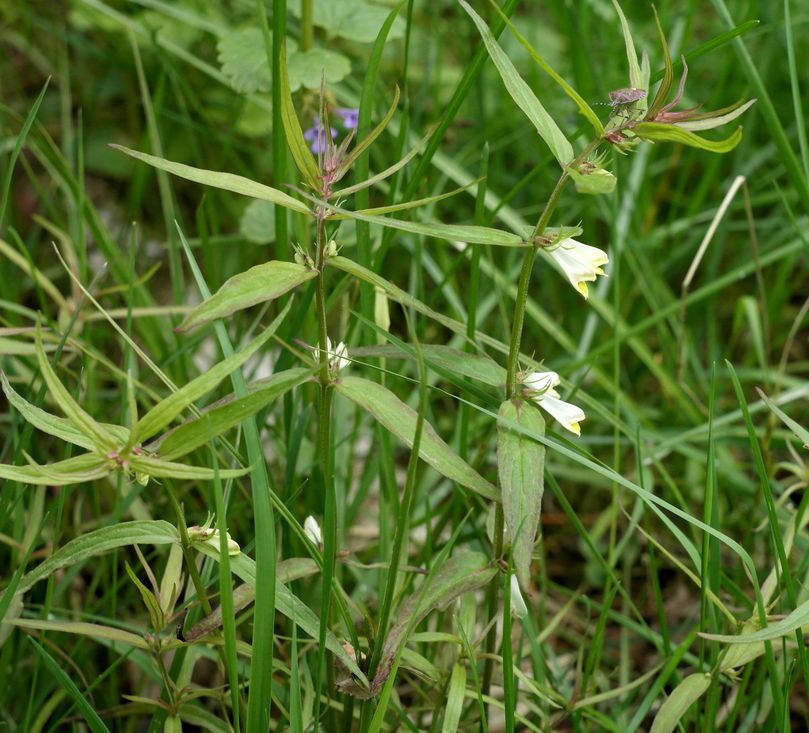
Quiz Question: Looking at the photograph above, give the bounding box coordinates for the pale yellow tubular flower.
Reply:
[522,370,586,436]
[548,238,609,299]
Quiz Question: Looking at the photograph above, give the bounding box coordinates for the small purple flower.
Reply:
[335,107,359,129]
[303,118,337,154]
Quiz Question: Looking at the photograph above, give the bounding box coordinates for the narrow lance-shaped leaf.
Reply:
[279,42,321,189]
[649,673,712,733]
[498,399,546,590]
[138,301,291,440]
[336,376,499,501]
[127,454,250,481]
[153,368,311,460]
[756,387,809,448]
[459,0,574,167]
[611,0,645,97]
[633,122,743,153]
[0,453,110,486]
[178,261,317,332]
[646,6,674,120]
[35,323,115,451]
[111,145,311,216]
[125,562,165,632]
[338,85,401,177]
[2,372,126,451]
[345,551,496,697]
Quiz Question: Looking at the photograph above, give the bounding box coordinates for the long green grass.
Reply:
[2,1,808,731]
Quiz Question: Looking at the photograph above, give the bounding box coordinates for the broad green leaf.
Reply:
[17,520,180,595]
[35,324,114,451]
[442,663,467,733]
[361,551,496,697]
[154,368,311,460]
[349,344,506,387]
[0,453,109,486]
[459,0,574,167]
[125,562,164,632]
[240,199,276,244]
[633,122,743,153]
[111,145,311,215]
[757,388,809,448]
[279,43,323,189]
[336,376,499,500]
[288,0,404,43]
[178,261,317,332]
[6,618,149,650]
[497,399,546,590]
[194,545,367,684]
[649,673,712,733]
[288,47,351,89]
[138,303,289,440]
[2,372,128,451]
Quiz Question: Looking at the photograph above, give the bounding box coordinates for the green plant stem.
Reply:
[480,503,505,712]
[301,0,314,52]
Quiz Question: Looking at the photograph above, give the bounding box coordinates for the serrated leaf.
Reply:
[498,399,546,590]
[649,673,712,733]
[335,376,499,500]
[138,304,289,440]
[17,521,180,595]
[288,0,404,43]
[288,47,351,90]
[459,0,574,167]
[2,372,127,451]
[111,145,311,215]
[153,368,311,460]
[217,28,284,93]
[0,453,110,486]
[633,122,743,153]
[178,261,317,331]
[240,200,276,244]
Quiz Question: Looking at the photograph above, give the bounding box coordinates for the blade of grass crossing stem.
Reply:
[210,434,241,733]
[177,223,276,733]
[726,361,809,691]
[0,78,50,232]
[502,563,515,733]
[128,30,185,314]
[699,365,720,727]
[27,637,111,733]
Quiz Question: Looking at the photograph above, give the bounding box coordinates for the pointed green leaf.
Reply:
[125,562,165,632]
[646,6,674,120]
[279,43,322,188]
[338,85,400,177]
[649,673,712,733]
[138,302,290,440]
[497,399,546,590]
[127,454,249,481]
[459,0,574,166]
[0,453,110,486]
[372,551,496,695]
[633,122,743,152]
[111,145,311,215]
[17,521,180,595]
[35,324,115,451]
[2,372,127,451]
[178,261,317,332]
[153,368,311,460]
[676,99,756,132]
[611,0,645,95]
[442,663,467,733]
[7,618,150,650]
[701,595,809,645]
[757,388,809,448]
[336,376,499,500]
